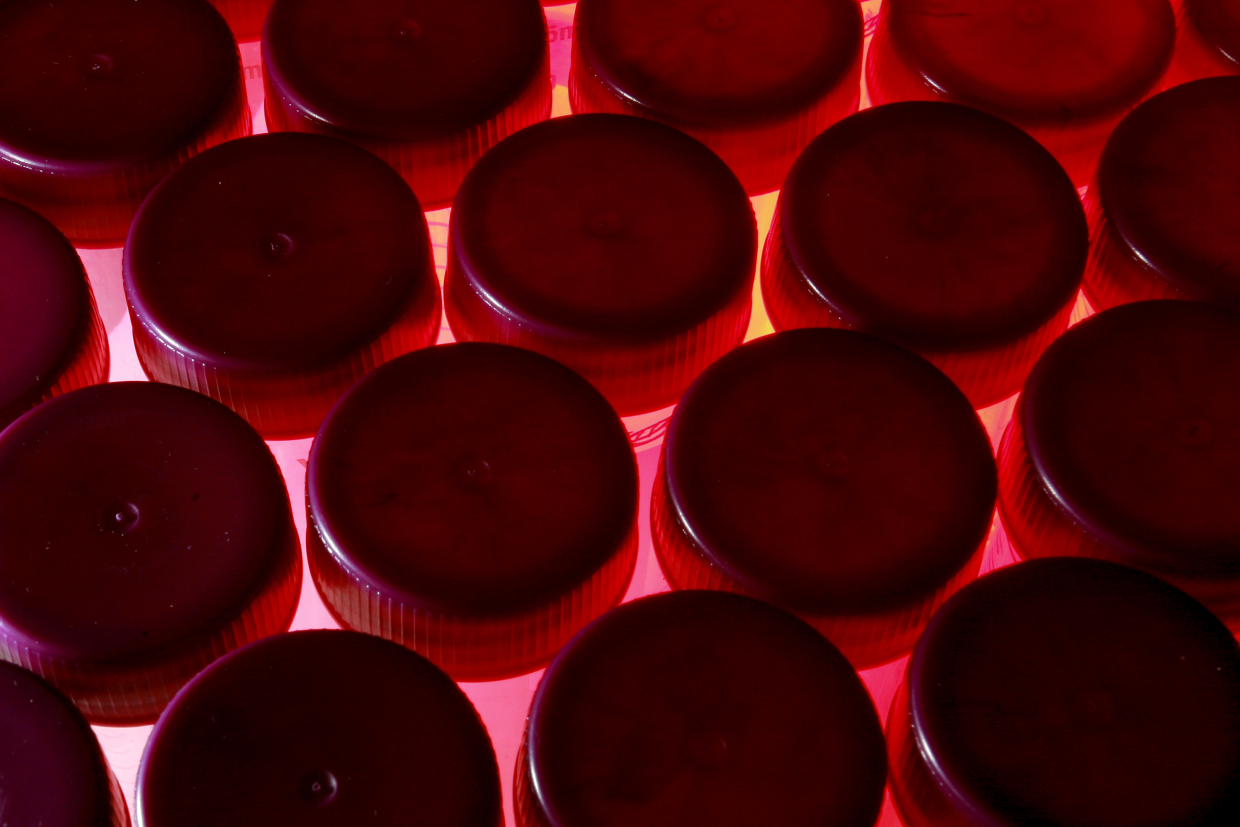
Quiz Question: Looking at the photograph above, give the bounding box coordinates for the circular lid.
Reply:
[665,328,996,613]
[887,0,1175,123]
[138,629,501,827]
[451,114,755,340]
[527,590,887,827]
[1188,0,1240,66]
[911,557,1240,827]
[1023,300,1240,578]
[782,101,1086,351]
[263,0,546,142]
[0,0,239,173]
[0,198,88,427]
[125,132,436,372]
[1098,77,1240,306]
[0,661,117,827]
[575,0,862,127]
[0,382,292,662]
[310,343,638,615]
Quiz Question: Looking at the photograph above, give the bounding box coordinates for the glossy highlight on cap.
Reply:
[867,0,1176,183]
[998,300,1240,628]
[763,101,1086,408]
[137,630,502,827]
[517,590,887,827]
[125,132,441,439]
[1087,77,1240,310]
[446,114,756,416]
[0,198,108,431]
[0,661,129,827]
[889,558,1240,827]
[308,343,639,681]
[0,382,302,724]
[263,0,551,208]
[0,0,250,244]
[571,0,864,194]
[654,328,997,668]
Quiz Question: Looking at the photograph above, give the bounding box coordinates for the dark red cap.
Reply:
[572,0,863,194]
[0,0,249,244]
[446,114,756,416]
[655,328,996,667]
[1093,77,1240,307]
[138,630,503,827]
[0,382,302,724]
[901,558,1240,827]
[765,101,1086,407]
[1188,0,1240,66]
[0,198,108,431]
[262,0,551,208]
[521,591,886,827]
[125,132,441,440]
[0,661,129,827]
[308,343,638,681]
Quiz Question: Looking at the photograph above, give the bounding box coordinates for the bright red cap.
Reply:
[0,0,250,245]
[571,0,863,194]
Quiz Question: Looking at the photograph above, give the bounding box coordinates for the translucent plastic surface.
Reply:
[209,0,271,41]
[308,344,639,681]
[1165,0,1240,85]
[762,102,1086,408]
[866,0,1176,184]
[570,0,864,194]
[0,384,302,725]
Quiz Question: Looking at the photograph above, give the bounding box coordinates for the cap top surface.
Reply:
[0,0,239,171]
[1023,300,1240,576]
[264,0,546,141]
[665,329,996,612]
[577,0,862,126]
[888,0,1175,121]
[310,343,638,614]
[0,661,112,827]
[1188,0,1240,65]
[528,590,886,827]
[452,114,755,339]
[782,102,1086,350]
[126,133,434,370]
[912,558,1240,827]
[1098,77,1240,305]
[139,630,501,827]
[0,382,290,661]
[0,199,86,422]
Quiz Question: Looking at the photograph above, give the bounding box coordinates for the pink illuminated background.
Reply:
[72,3,1096,825]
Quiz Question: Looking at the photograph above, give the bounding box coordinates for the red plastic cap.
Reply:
[0,662,129,827]
[868,0,1176,184]
[446,114,756,416]
[125,133,441,440]
[654,328,996,668]
[308,343,638,681]
[1088,77,1240,311]
[0,383,302,725]
[892,558,1240,827]
[519,591,887,827]
[138,630,502,827]
[1189,0,1240,65]
[0,198,108,431]
[764,102,1086,408]
[571,0,863,194]
[263,0,551,209]
[209,0,271,41]
[0,0,250,245]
